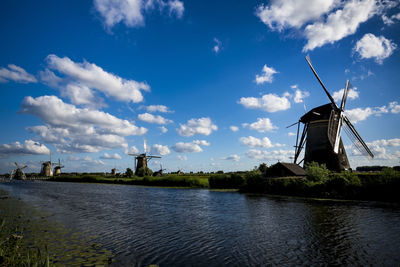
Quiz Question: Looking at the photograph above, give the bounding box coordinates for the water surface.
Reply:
[1,180,399,266]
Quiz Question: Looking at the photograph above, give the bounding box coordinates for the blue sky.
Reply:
[0,0,399,173]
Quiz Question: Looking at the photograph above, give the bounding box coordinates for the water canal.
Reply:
[1,180,399,266]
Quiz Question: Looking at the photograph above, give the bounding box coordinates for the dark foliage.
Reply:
[209,174,244,189]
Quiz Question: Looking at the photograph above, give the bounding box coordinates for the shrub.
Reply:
[209,174,244,189]
[125,168,134,178]
[305,162,330,182]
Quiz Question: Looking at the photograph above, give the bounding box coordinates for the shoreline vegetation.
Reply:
[7,162,396,202]
[0,189,113,266]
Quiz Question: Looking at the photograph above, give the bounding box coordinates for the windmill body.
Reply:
[129,138,161,176]
[300,104,350,171]
[292,56,374,171]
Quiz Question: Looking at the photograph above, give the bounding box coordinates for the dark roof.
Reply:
[300,103,334,123]
[276,162,306,176]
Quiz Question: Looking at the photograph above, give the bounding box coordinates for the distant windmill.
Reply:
[128,138,161,176]
[53,159,64,176]
[40,151,55,177]
[291,56,374,171]
[10,162,27,180]
[153,164,166,177]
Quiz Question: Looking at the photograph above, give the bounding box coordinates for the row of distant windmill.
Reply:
[10,56,374,180]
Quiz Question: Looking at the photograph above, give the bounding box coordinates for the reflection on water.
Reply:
[1,180,400,266]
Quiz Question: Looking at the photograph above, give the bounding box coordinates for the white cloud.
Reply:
[349,138,400,160]
[303,0,378,51]
[0,64,37,83]
[100,153,122,159]
[177,117,218,137]
[125,146,140,154]
[222,154,240,162]
[246,149,293,161]
[145,105,172,113]
[21,95,146,153]
[242,118,277,133]
[177,155,187,161]
[138,113,173,124]
[172,140,209,153]
[240,136,273,148]
[159,126,168,133]
[332,87,359,102]
[239,93,291,112]
[0,140,50,156]
[389,101,400,114]
[293,89,310,103]
[150,144,170,155]
[94,0,184,29]
[43,54,150,104]
[288,132,296,136]
[345,105,388,123]
[382,12,400,25]
[213,38,222,54]
[354,33,397,64]
[255,64,278,84]
[256,0,337,31]
[230,126,239,132]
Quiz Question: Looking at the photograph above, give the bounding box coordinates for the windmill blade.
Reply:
[343,116,374,158]
[340,80,350,111]
[144,138,147,153]
[327,110,343,154]
[21,165,28,170]
[15,162,19,168]
[305,55,339,110]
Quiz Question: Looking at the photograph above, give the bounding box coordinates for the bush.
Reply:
[125,168,134,178]
[209,174,244,189]
[136,167,153,177]
[305,162,330,182]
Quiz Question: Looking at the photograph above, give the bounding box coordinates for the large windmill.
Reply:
[10,162,27,180]
[129,138,161,176]
[292,56,374,171]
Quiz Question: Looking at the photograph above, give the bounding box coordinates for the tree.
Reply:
[136,167,153,177]
[125,168,134,178]
[258,163,268,174]
[305,162,330,182]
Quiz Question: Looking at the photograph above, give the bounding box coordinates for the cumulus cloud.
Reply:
[382,12,400,25]
[21,95,146,153]
[221,154,240,162]
[0,140,50,156]
[125,146,140,154]
[144,105,172,113]
[332,87,359,102]
[230,126,239,132]
[349,138,400,160]
[0,64,37,83]
[94,0,184,29]
[213,38,222,54]
[41,55,150,105]
[242,118,277,133]
[100,153,122,159]
[172,140,210,153]
[246,149,293,162]
[293,89,310,103]
[240,136,274,148]
[288,132,296,136]
[256,0,336,31]
[159,126,168,133]
[389,101,400,113]
[354,33,397,64]
[138,113,173,124]
[345,105,388,123]
[255,64,278,84]
[150,144,170,155]
[177,117,217,137]
[238,93,291,112]
[303,0,378,51]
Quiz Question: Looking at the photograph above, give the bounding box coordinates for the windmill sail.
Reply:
[343,116,374,158]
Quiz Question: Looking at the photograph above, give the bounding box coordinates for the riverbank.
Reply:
[0,189,113,266]
[44,168,400,202]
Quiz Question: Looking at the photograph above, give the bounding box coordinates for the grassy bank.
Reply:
[0,189,113,266]
[241,167,400,202]
[48,174,210,188]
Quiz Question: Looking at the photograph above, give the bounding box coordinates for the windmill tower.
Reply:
[292,56,374,171]
[128,138,161,176]
[40,151,54,177]
[10,162,27,180]
[53,159,64,176]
